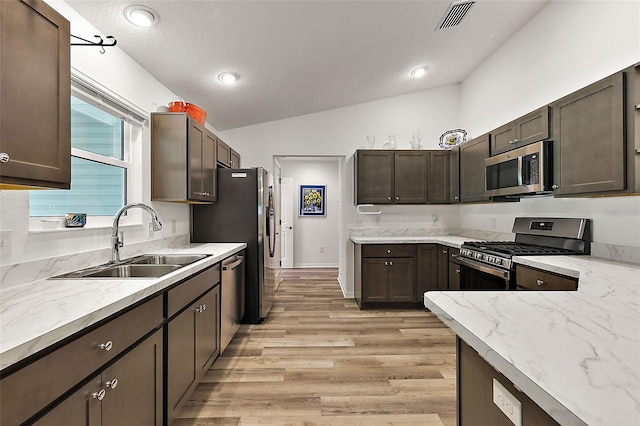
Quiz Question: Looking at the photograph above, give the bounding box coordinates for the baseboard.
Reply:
[337,275,353,298]
[291,264,339,268]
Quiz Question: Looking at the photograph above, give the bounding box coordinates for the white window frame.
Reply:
[28,69,148,232]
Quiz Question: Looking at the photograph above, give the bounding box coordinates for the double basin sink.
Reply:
[53,254,210,279]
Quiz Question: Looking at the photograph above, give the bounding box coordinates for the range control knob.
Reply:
[495,258,503,265]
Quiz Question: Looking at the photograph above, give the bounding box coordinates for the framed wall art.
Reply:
[299,185,325,216]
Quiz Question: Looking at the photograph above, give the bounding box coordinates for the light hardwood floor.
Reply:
[174,268,457,426]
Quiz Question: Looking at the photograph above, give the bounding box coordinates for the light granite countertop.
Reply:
[0,242,246,371]
[424,255,640,426]
[351,235,473,247]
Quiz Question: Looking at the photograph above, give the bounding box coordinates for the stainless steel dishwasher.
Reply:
[221,251,245,354]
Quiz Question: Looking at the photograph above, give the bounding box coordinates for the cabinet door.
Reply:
[448,261,461,291]
[516,106,549,147]
[362,258,390,302]
[416,245,439,299]
[394,151,428,203]
[356,151,394,204]
[217,138,231,167]
[203,131,217,202]
[437,246,449,291]
[195,286,220,379]
[188,120,210,202]
[388,258,415,302]
[32,376,101,426]
[0,0,70,189]
[428,151,450,204]
[102,330,163,426]
[553,72,625,195]
[167,303,197,420]
[490,122,516,156]
[230,149,241,168]
[460,134,491,202]
[450,148,460,203]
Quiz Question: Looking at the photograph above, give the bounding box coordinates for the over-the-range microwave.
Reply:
[484,140,553,197]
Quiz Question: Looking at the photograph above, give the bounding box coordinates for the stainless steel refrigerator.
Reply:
[191,167,276,324]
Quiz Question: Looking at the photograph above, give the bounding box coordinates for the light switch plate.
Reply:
[493,378,522,426]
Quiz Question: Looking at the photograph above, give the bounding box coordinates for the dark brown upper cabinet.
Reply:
[490,106,550,156]
[230,148,241,168]
[0,0,71,189]
[151,113,216,203]
[355,150,428,204]
[216,138,231,167]
[552,72,625,196]
[459,134,491,203]
[428,150,460,203]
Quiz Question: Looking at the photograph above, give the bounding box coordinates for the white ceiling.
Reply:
[66,0,550,131]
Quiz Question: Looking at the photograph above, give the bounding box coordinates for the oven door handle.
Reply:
[458,256,511,281]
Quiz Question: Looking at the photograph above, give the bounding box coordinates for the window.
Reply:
[29,71,147,224]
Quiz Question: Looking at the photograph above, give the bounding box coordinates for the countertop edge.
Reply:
[0,243,246,371]
[424,295,588,426]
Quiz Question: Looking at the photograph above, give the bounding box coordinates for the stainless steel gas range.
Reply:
[458,217,591,290]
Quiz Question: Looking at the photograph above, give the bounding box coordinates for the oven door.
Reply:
[458,257,512,290]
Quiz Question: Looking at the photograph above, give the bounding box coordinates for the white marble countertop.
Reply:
[351,235,472,247]
[424,255,640,426]
[0,242,246,371]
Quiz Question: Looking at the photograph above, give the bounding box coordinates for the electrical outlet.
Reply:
[493,379,522,426]
[320,246,325,253]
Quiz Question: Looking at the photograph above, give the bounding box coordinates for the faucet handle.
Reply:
[118,231,124,247]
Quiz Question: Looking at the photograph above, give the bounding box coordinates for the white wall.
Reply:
[0,0,193,266]
[280,158,341,268]
[218,84,462,294]
[459,0,640,251]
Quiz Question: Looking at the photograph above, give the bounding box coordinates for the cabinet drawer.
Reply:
[516,265,577,291]
[0,295,162,426]
[167,264,220,317]
[362,244,415,258]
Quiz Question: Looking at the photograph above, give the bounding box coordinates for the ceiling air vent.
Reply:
[436,0,475,30]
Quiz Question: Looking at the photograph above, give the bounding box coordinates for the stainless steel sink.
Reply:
[51,253,210,279]
[129,254,209,266]
[83,264,182,278]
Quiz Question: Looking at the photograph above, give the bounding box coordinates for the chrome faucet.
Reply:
[111,203,162,262]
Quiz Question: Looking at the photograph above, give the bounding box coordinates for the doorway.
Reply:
[276,156,342,269]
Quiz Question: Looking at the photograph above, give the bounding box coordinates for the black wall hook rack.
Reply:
[70,34,117,54]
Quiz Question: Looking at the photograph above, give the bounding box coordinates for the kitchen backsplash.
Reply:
[0,235,189,290]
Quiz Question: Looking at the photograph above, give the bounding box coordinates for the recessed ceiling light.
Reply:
[410,66,429,78]
[124,6,159,27]
[218,72,240,84]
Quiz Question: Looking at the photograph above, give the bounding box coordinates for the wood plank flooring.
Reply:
[174,268,457,426]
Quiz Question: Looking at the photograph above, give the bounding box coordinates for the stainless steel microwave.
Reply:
[484,140,553,197]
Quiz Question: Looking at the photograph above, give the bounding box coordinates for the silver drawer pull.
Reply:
[384,261,388,266]
[0,153,9,163]
[456,269,460,274]
[552,184,559,190]
[389,261,393,266]
[536,279,545,286]
[92,389,106,400]
[106,379,118,389]
[99,341,113,351]
[387,249,391,254]
[442,250,448,254]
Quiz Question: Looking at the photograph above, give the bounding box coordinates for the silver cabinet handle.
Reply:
[451,254,458,258]
[387,249,391,254]
[0,153,9,163]
[389,261,393,266]
[105,379,118,389]
[387,196,391,201]
[92,389,106,400]
[201,304,206,311]
[99,341,113,351]
[442,249,448,254]
[454,196,459,200]
[508,140,515,144]
[195,304,206,313]
[384,261,388,266]
[456,269,460,274]
[552,185,559,190]
[395,196,399,201]
[536,279,545,286]
[513,138,519,143]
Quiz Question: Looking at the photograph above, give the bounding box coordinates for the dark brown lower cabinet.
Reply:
[458,338,559,426]
[416,245,440,301]
[167,285,220,423]
[34,329,163,426]
[448,248,461,291]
